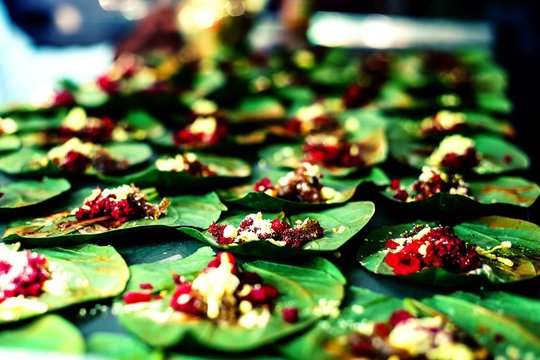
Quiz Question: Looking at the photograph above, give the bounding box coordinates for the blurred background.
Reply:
[1,0,539,169]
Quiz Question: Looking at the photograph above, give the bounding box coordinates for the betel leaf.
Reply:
[283,286,538,360]
[0,178,71,212]
[218,166,368,211]
[0,135,21,153]
[278,287,403,360]
[87,332,164,360]
[357,216,540,286]
[180,201,374,258]
[99,153,252,190]
[227,96,286,123]
[379,175,540,212]
[1,188,225,246]
[0,142,153,177]
[448,291,540,338]
[0,243,129,323]
[258,130,388,177]
[168,353,281,360]
[476,91,513,114]
[120,110,166,141]
[387,111,515,141]
[114,246,345,352]
[171,192,228,229]
[0,315,84,354]
[423,295,540,358]
[150,129,267,153]
[390,134,529,174]
[4,111,66,134]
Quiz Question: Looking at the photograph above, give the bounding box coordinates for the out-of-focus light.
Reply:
[54,3,82,35]
[178,0,226,31]
[308,12,492,49]
[99,0,122,11]
[120,0,149,20]
[226,0,245,17]
[360,15,394,48]
[245,0,268,13]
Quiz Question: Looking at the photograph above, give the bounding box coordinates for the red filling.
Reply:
[282,307,299,323]
[349,309,413,357]
[384,225,482,275]
[391,170,471,202]
[284,115,341,136]
[208,215,324,248]
[59,117,116,143]
[303,142,364,168]
[253,165,328,203]
[342,84,376,108]
[74,186,169,224]
[180,155,217,177]
[173,117,228,148]
[53,90,76,107]
[96,74,120,94]
[440,147,479,172]
[167,252,280,322]
[421,114,465,135]
[58,150,91,172]
[0,251,50,304]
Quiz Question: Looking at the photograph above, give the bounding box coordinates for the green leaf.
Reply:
[2,189,224,246]
[357,216,540,285]
[87,332,164,360]
[0,135,21,153]
[278,287,406,360]
[390,134,529,174]
[0,243,129,323]
[476,91,512,114]
[228,96,286,123]
[424,295,540,358]
[4,112,66,134]
[114,246,345,352]
[100,153,252,190]
[218,167,365,211]
[170,192,228,228]
[449,291,540,337]
[0,178,71,212]
[74,86,108,107]
[380,175,539,211]
[0,142,153,177]
[0,315,84,354]
[180,201,374,258]
[120,110,166,141]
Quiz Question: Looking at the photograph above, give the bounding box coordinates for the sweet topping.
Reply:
[345,309,488,359]
[420,110,466,135]
[384,224,482,275]
[303,135,364,168]
[390,166,472,202]
[0,244,50,304]
[173,100,228,147]
[284,103,342,137]
[427,135,480,172]
[208,212,324,248]
[167,252,279,328]
[155,153,217,177]
[254,162,338,203]
[73,184,170,224]
[58,107,116,143]
[45,138,129,173]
